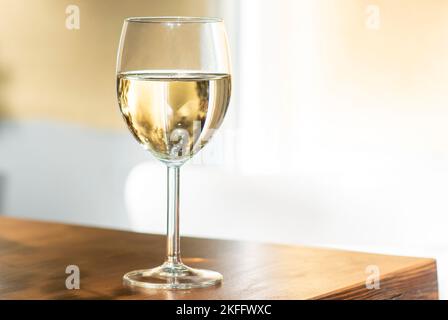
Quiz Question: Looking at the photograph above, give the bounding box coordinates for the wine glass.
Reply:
[116,17,231,289]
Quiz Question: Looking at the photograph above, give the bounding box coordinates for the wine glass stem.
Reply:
[166,165,181,265]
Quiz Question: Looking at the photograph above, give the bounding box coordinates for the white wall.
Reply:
[0,120,144,229]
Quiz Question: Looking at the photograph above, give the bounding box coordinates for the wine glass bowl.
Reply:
[117,72,231,165]
[116,17,231,289]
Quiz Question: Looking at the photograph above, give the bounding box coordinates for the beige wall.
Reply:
[0,0,210,129]
[314,0,448,154]
[316,0,448,103]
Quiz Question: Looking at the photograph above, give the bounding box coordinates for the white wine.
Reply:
[117,72,231,163]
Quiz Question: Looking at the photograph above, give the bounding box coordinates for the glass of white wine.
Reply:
[116,17,231,289]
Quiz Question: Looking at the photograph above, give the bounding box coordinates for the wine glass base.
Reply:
[123,261,223,290]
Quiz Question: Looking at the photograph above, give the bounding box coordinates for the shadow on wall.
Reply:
[0,60,10,119]
[0,57,11,214]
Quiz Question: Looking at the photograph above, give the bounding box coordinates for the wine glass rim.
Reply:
[125,16,223,24]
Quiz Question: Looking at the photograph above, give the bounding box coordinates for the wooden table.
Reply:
[0,216,438,300]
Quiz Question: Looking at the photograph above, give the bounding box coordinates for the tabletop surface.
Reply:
[0,216,438,299]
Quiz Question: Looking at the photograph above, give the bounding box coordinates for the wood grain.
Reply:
[0,216,438,300]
